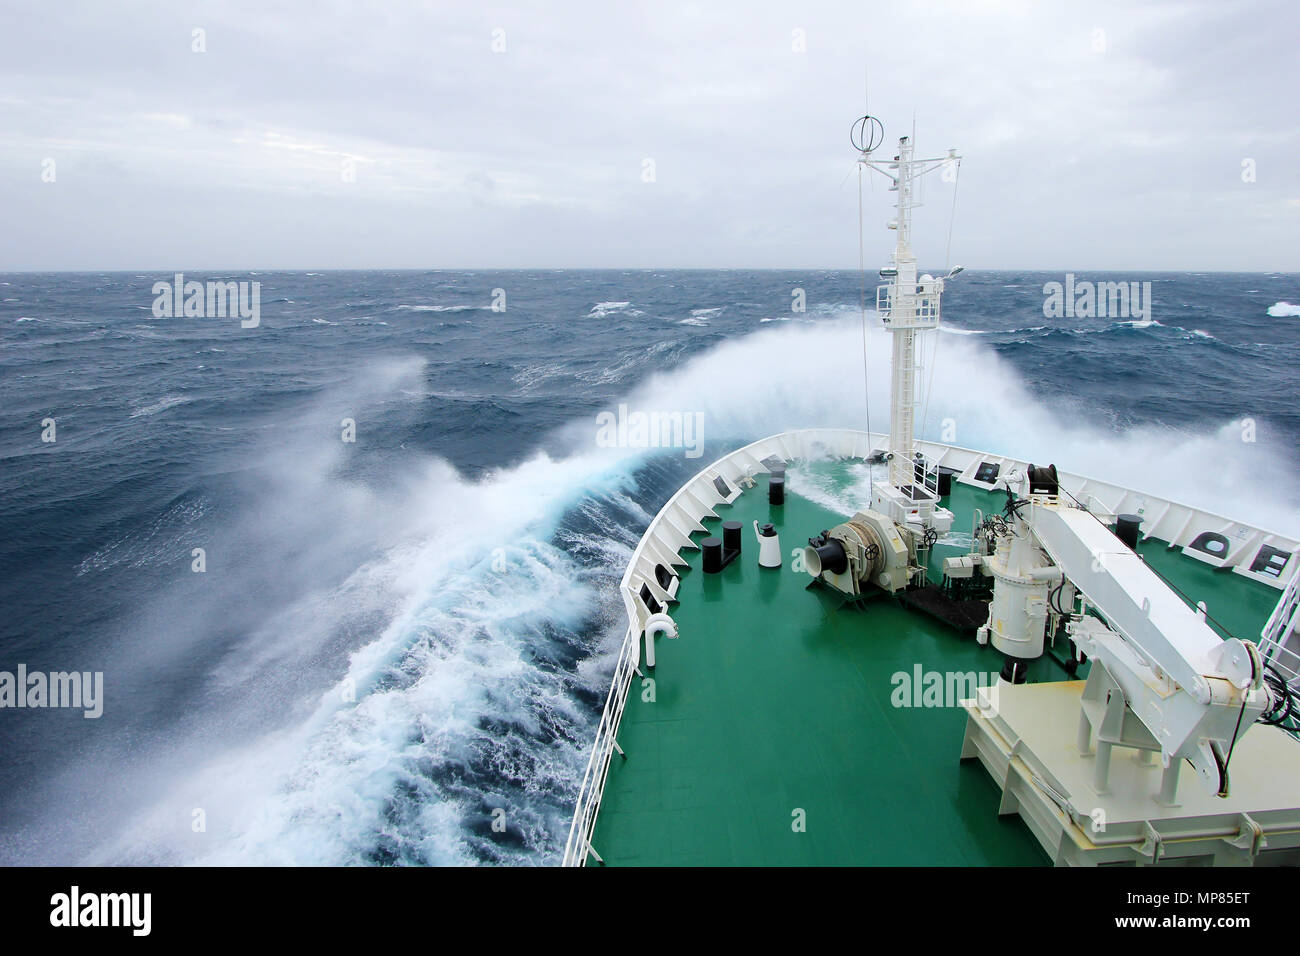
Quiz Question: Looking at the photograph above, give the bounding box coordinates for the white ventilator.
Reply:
[642,612,678,669]
[754,521,782,568]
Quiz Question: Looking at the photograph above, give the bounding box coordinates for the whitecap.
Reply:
[130,395,193,418]
[392,304,485,313]
[587,302,643,318]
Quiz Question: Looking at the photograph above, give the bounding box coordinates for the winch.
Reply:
[803,509,914,596]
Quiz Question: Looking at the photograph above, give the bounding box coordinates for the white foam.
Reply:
[67,360,644,866]
[39,316,1300,867]
[392,304,485,313]
[1267,301,1300,317]
[129,395,192,418]
[583,311,1300,537]
[587,301,643,318]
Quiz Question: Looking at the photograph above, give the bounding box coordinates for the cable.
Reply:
[1049,578,1073,617]
[1221,650,1255,789]
[1260,662,1300,734]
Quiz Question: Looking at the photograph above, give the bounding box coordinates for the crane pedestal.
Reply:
[959,680,1300,866]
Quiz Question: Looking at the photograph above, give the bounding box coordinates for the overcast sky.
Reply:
[2,0,1297,271]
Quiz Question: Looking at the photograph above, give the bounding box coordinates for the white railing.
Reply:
[562,621,641,866]
[876,283,941,328]
[561,428,1300,865]
[914,450,940,497]
[1261,567,1300,689]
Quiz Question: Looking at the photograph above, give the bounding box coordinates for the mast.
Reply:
[853,116,960,528]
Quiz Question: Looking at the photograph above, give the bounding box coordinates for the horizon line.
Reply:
[2,266,1297,276]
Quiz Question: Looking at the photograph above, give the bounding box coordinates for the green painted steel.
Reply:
[588,463,1281,866]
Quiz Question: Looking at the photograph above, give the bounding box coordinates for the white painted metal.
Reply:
[1260,565,1300,689]
[562,621,639,868]
[961,681,1300,866]
[804,508,912,595]
[641,613,678,669]
[562,428,1300,865]
[858,133,957,498]
[754,521,782,568]
[975,488,1272,798]
[1032,502,1228,703]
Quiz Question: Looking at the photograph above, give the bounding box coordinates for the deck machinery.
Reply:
[564,117,1300,868]
[802,122,961,600]
[800,118,1299,864]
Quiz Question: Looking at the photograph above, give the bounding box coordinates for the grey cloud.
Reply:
[0,0,1296,270]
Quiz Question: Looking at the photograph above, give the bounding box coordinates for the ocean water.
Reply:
[1,269,1297,865]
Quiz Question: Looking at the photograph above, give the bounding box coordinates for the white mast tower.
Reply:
[854,116,961,535]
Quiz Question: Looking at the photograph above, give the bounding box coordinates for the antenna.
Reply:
[850,115,884,154]
[853,115,961,523]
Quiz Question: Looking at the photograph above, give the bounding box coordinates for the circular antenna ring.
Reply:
[850,115,884,153]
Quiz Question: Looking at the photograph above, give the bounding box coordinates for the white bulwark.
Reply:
[563,428,1300,866]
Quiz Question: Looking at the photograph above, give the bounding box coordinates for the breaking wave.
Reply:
[9,309,1299,866]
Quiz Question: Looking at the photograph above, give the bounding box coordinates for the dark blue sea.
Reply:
[1,269,1297,864]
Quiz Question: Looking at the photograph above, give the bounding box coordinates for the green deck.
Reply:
[589,461,1282,866]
